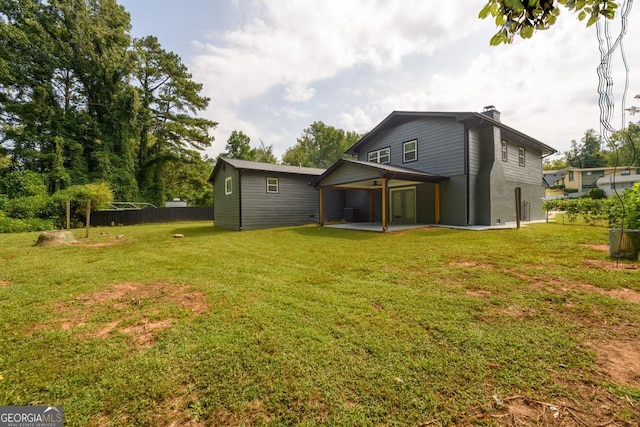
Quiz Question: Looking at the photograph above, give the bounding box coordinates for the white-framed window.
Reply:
[501,140,508,162]
[266,177,279,193]
[621,169,631,176]
[518,147,525,167]
[224,177,232,195]
[368,147,390,164]
[403,140,417,163]
[569,171,574,181]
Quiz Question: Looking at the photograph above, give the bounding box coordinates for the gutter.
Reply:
[238,170,243,231]
[464,124,470,225]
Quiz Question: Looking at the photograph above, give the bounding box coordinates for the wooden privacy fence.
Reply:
[90,207,213,226]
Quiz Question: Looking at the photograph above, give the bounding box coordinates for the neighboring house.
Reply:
[596,169,640,196]
[552,166,640,197]
[209,158,344,230]
[543,170,564,188]
[312,108,556,230]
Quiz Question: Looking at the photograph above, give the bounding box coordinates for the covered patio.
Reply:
[311,159,449,232]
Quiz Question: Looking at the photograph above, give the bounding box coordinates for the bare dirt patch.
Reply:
[465,289,492,297]
[468,384,640,426]
[0,280,11,288]
[590,339,640,389]
[584,258,638,270]
[44,282,208,347]
[581,243,610,252]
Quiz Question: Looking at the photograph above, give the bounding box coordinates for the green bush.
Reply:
[53,182,114,216]
[3,195,57,220]
[564,188,579,193]
[549,184,565,190]
[542,198,610,226]
[610,184,640,229]
[588,188,606,199]
[0,170,47,198]
[0,182,114,233]
[0,211,54,233]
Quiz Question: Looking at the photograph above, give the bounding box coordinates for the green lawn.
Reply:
[0,222,639,425]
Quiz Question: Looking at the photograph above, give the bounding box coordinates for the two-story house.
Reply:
[211,108,556,231]
[312,108,555,230]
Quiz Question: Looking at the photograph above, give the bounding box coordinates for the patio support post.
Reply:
[319,188,325,226]
[369,190,374,222]
[435,183,440,224]
[381,178,388,231]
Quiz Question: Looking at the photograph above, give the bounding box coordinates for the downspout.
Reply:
[464,124,470,225]
[238,170,243,230]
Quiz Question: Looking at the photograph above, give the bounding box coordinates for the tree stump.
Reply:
[33,231,77,247]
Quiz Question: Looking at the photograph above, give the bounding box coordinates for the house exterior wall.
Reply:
[240,170,324,230]
[356,117,465,176]
[487,126,546,223]
[468,127,493,225]
[213,166,241,230]
[318,163,378,187]
[354,117,468,225]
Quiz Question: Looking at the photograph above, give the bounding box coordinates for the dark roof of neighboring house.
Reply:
[209,158,326,182]
[311,158,449,188]
[345,111,557,157]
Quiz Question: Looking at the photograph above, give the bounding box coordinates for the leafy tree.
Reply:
[0,170,48,198]
[220,131,277,163]
[164,153,215,206]
[543,157,568,170]
[565,129,606,168]
[132,35,216,205]
[222,130,253,160]
[479,0,620,45]
[605,122,640,167]
[282,122,360,168]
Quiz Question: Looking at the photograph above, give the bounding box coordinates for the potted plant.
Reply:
[608,183,640,260]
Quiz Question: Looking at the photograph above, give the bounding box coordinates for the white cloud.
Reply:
[185,0,640,160]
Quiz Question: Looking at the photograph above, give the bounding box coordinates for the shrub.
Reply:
[0,212,54,233]
[609,184,640,229]
[542,198,610,226]
[588,188,606,199]
[0,170,47,198]
[3,195,57,220]
[53,182,114,216]
[549,184,565,190]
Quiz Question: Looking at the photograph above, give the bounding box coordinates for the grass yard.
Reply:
[0,221,639,426]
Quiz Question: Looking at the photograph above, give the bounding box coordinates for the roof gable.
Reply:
[209,158,326,182]
[346,110,556,156]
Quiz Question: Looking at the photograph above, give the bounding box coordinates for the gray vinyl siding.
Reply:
[438,175,467,226]
[318,163,377,187]
[240,171,321,230]
[488,126,546,224]
[468,127,493,225]
[323,189,347,222]
[213,167,240,230]
[501,140,543,186]
[356,117,465,176]
[345,190,372,221]
[415,183,435,224]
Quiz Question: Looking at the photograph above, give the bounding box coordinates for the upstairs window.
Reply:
[224,177,232,195]
[518,147,525,167]
[266,177,279,193]
[501,140,508,162]
[403,140,417,163]
[569,171,574,181]
[621,169,631,176]
[368,147,390,164]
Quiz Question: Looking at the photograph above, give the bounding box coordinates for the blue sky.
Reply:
[119,0,640,161]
